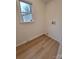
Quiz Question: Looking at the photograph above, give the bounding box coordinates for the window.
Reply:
[20,1,32,23]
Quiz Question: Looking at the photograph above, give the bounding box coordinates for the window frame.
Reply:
[19,0,32,23]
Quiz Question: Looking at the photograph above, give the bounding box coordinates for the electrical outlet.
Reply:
[52,21,56,24]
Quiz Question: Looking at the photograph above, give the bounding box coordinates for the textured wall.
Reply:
[45,0,62,59]
[16,0,46,46]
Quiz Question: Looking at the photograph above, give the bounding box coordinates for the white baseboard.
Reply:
[45,33,59,43]
[16,33,44,47]
[56,43,62,59]
[45,34,62,59]
[16,33,62,59]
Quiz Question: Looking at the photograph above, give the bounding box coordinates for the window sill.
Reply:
[20,20,34,24]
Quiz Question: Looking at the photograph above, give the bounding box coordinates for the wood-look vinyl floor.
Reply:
[16,34,59,59]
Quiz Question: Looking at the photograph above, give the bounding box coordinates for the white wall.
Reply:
[16,0,62,58]
[46,0,62,43]
[45,0,62,59]
[16,0,46,46]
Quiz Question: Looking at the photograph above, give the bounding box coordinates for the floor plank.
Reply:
[16,34,59,59]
